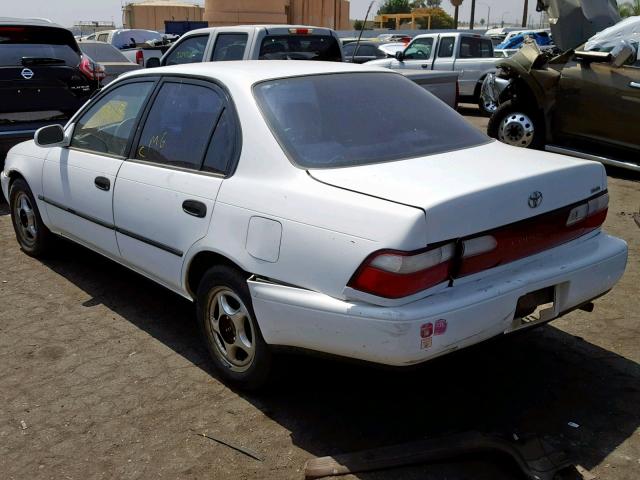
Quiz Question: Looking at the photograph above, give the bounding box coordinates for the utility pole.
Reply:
[522,0,528,27]
[470,0,476,29]
[450,0,463,30]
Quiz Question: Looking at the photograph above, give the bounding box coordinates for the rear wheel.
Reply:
[9,178,55,257]
[487,100,544,149]
[196,265,272,390]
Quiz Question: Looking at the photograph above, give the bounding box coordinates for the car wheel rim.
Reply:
[482,99,497,114]
[498,112,535,147]
[14,192,37,246]
[207,288,255,373]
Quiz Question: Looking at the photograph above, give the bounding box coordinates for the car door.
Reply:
[432,36,456,71]
[453,36,495,97]
[41,80,155,258]
[555,58,640,151]
[399,36,435,69]
[113,77,239,290]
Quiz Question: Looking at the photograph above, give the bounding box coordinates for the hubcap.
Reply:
[482,99,497,114]
[207,288,255,372]
[13,192,37,245]
[498,112,535,147]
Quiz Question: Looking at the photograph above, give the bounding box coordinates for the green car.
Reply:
[484,0,640,172]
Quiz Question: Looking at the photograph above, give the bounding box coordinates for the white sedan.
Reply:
[1,61,627,389]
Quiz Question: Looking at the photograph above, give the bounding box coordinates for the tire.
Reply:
[9,178,55,257]
[196,265,272,390]
[487,100,544,149]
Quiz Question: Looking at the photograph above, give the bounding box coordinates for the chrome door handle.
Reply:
[630,81,640,89]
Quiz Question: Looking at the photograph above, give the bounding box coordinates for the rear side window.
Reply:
[459,37,493,58]
[211,33,247,61]
[438,37,455,58]
[71,82,154,156]
[80,43,128,62]
[259,35,342,61]
[97,33,109,42]
[164,35,208,65]
[254,73,488,169]
[136,82,225,170]
[0,26,80,66]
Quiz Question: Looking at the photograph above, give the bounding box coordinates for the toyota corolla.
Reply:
[1,61,627,389]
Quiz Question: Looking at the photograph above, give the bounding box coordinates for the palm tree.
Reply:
[619,0,640,17]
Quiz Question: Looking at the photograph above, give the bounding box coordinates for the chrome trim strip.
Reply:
[546,145,640,173]
[38,195,183,257]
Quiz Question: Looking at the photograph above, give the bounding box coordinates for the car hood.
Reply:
[308,141,606,243]
[536,0,620,51]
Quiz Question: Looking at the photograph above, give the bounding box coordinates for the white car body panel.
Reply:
[366,32,498,97]
[1,61,628,368]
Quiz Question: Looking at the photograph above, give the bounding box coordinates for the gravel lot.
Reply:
[1,110,638,480]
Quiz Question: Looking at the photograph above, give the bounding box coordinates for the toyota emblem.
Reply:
[528,191,543,208]
[21,68,34,80]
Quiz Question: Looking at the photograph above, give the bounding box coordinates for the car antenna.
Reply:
[352,1,374,63]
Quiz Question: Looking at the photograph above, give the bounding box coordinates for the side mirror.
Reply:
[34,124,68,148]
[610,41,635,68]
[395,51,404,61]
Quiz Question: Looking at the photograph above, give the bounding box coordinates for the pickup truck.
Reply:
[160,26,457,108]
[160,25,344,66]
[366,32,499,114]
[82,29,176,68]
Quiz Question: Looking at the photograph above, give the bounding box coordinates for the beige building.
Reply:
[122,0,205,31]
[204,0,351,30]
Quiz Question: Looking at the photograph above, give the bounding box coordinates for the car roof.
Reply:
[119,60,392,86]
[0,17,65,29]
[184,24,333,36]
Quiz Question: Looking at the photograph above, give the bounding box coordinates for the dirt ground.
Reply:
[0,110,638,480]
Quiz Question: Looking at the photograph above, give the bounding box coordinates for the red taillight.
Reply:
[458,192,609,277]
[79,54,105,81]
[349,192,608,299]
[348,243,455,299]
[135,49,144,66]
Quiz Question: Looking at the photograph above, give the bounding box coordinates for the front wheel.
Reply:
[487,100,544,149]
[9,178,55,257]
[196,265,272,390]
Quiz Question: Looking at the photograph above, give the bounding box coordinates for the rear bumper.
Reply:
[248,232,627,366]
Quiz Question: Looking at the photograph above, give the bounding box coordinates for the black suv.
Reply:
[0,18,102,166]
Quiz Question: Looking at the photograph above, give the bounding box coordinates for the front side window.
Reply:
[70,82,153,156]
[259,35,342,61]
[254,73,488,169]
[164,35,208,65]
[459,37,493,58]
[438,37,455,58]
[135,82,225,170]
[211,33,247,61]
[403,37,434,60]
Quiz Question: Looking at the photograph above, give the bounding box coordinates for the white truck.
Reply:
[81,29,176,68]
[367,32,499,114]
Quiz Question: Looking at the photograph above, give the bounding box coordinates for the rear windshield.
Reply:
[0,26,80,66]
[112,30,161,49]
[259,35,342,62]
[254,73,488,169]
[80,42,128,62]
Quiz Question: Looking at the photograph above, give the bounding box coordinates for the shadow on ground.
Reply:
[41,240,639,479]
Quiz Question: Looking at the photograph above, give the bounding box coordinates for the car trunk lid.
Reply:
[308,141,605,244]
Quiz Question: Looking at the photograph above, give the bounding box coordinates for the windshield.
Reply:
[0,26,80,66]
[259,35,342,62]
[254,73,488,169]
[80,42,128,62]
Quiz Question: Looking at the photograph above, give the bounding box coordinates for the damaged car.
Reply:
[483,0,640,172]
